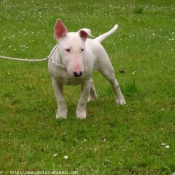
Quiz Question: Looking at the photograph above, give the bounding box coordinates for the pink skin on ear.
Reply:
[54,19,68,40]
[79,30,88,40]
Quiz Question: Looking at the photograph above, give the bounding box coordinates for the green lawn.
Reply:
[0,0,175,174]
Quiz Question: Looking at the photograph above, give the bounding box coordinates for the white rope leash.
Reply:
[0,45,66,68]
[0,55,48,62]
[0,45,57,62]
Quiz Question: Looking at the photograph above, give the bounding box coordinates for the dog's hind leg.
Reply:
[95,51,126,105]
[88,79,98,102]
[102,71,125,105]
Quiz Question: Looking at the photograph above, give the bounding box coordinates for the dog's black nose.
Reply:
[73,71,82,77]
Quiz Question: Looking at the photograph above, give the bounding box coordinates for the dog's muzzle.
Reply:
[73,71,82,77]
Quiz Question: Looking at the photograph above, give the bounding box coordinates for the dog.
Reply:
[48,19,126,119]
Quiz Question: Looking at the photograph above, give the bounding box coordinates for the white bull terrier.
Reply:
[48,19,126,119]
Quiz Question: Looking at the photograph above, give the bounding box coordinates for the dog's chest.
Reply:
[58,74,90,86]
[58,77,84,85]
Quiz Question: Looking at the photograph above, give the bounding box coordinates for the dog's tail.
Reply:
[94,24,118,43]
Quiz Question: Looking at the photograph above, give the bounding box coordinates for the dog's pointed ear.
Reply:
[79,28,93,40]
[54,19,68,40]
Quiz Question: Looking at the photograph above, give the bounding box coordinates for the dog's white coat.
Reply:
[48,19,126,119]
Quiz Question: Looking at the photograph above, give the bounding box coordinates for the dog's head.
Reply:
[54,19,92,77]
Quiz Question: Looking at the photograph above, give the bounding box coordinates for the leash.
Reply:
[0,55,48,62]
[0,44,66,68]
[48,45,66,68]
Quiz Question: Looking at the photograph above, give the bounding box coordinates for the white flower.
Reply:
[161,143,170,148]
[53,154,57,157]
[64,155,68,159]
[132,71,136,75]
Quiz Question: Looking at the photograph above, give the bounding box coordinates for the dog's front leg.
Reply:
[76,80,92,119]
[52,78,68,119]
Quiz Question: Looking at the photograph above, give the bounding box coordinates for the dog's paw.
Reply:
[87,96,97,102]
[76,111,86,119]
[88,94,98,102]
[56,112,67,119]
[116,98,126,105]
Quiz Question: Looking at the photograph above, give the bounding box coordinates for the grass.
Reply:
[0,0,175,174]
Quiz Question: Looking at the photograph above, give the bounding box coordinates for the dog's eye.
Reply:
[66,49,70,52]
[81,48,84,52]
